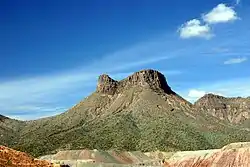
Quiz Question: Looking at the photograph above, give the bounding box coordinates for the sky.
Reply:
[0,0,250,120]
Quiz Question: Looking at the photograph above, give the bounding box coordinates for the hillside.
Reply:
[0,115,25,146]
[1,69,250,157]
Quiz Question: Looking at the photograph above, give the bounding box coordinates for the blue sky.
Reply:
[0,0,250,120]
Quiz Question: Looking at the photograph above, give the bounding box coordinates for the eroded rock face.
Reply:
[195,94,250,124]
[97,74,118,95]
[96,69,175,95]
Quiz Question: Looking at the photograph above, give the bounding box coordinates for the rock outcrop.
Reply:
[97,69,175,95]
[97,74,118,95]
[195,93,250,124]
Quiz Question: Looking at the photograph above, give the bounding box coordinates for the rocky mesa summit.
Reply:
[97,69,176,95]
[0,69,250,158]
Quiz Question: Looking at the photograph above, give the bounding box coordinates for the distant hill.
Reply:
[1,69,249,157]
[195,93,250,124]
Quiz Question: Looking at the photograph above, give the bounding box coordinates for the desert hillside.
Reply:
[0,69,249,158]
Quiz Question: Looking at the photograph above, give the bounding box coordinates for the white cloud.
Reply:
[224,57,247,64]
[188,89,206,99]
[178,19,213,39]
[202,4,239,24]
[178,3,240,39]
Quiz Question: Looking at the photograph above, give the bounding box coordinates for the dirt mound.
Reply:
[0,146,53,167]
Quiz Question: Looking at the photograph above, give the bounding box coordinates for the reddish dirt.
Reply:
[0,146,53,167]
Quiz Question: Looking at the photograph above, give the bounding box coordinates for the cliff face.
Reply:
[195,94,250,124]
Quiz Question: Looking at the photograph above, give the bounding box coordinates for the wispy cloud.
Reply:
[0,71,97,120]
[236,0,241,5]
[3,106,68,120]
[211,47,230,53]
[0,37,186,120]
[178,3,240,39]
[224,57,248,64]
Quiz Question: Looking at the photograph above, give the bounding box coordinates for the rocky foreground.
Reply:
[0,142,249,167]
[38,142,250,167]
[0,146,54,167]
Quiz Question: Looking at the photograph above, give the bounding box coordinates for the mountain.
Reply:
[195,93,250,124]
[1,69,250,157]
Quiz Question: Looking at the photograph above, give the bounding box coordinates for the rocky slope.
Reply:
[0,69,250,157]
[195,94,250,124]
[0,146,54,167]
